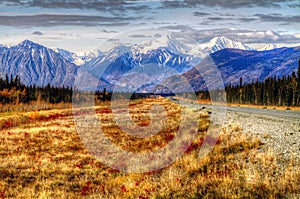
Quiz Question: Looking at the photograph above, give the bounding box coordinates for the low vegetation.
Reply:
[0,98,299,198]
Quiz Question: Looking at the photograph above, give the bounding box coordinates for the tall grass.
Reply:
[0,98,298,198]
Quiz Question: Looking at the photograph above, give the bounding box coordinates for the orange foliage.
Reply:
[29,110,40,120]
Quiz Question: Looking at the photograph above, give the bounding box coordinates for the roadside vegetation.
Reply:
[0,98,299,198]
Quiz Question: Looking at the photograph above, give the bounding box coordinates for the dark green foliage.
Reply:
[224,67,300,106]
[231,59,300,106]
[198,59,300,106]
[0,75,72,104]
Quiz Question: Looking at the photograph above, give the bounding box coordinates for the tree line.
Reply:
[224,59,300,106]
[1,59,300,106]
[0,74,72,105]
[0,75,148,105]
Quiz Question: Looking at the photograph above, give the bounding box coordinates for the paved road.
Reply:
[203,104,300,120]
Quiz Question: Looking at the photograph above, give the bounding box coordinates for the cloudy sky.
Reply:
[0,0,299,54]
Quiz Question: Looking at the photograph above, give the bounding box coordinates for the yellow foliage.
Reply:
[29,110,40,120]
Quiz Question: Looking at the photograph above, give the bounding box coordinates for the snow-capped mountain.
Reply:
[132,35,254,58]
[81,46,196,91]
[258,43,283,51]
[0,40,77,87]
[132,34,192,55]
[0,44,10,48]
[82,45,130,75]
[0,44,9,54]
[190,36,254,57]
[51,47,84,66]
[0,46,7,54]
[157,46,300,92]
[79,50,102,63]
[204,36,253,52]
[51,48,102,66]
[0,38,298,93]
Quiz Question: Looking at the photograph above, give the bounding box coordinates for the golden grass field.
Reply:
[0,98,299,198]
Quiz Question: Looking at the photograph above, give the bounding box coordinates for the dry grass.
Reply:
[0,98,299,198]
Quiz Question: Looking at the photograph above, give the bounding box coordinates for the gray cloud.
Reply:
[154,33,162,38]
[206,16,259,23]
[193,12,210,17]
[279,22,291,25]
[237,17,258,22]
[196,11,300,24]
[161,25,193,30]
[107,38,120,42]
[160,1,185,8]
[32,31,43,35]
[1,0,150,14]
[0,14,136,27]
[161,27,300,44]
[101,29,118,33]
[207,17,234,21]
[161,0,295,9]
[255,13,300,23]
[288,3,300,8]
[129,34,149,38]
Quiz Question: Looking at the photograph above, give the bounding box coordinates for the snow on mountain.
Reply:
[0,44,9,54]
[134,35,254,58]
[158,46,300,92]
[190,36,254,57]
[51,47,83,65]
[84,45,194,78]
[258,43,283,51]
[0,37,296,93]
[133,34,192,55]
[82,35,257,91]
[51,48,102,66]
[82,45,196,91]
[205,36,253,52]
[82,45,130,74]
[79,50,102,62]
[0,40,77,87]
[0,44,10,48]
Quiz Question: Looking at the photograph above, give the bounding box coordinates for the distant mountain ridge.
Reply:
[80,46,196,91]
[0,40,77,87]
[50,35,283,65]
[128,35,254,58]
[258,43,283,51]
[0,36,287,66]
[158,46,300,92]
[0,39,299,92]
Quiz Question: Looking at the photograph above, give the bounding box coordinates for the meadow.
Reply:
[0,98,299,198]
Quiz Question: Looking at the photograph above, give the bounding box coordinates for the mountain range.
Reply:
[49,36,278,66]
[0,40,77,87]
[160,46,300,92]
[0,37,299,92]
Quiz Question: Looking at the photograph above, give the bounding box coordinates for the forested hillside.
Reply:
[224,59,300,106]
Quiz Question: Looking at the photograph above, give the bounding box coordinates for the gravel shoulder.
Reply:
[206,105,300,167]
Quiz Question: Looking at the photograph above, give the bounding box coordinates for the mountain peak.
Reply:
[0,39,77,87]
[258,43,283,51]
[0,44,8,48]
[211,36,231,42]
[210,36,240,46]
[19,40,39,48]
[202,36,253,53]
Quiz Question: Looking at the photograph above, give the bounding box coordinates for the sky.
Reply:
[0,0,300,54]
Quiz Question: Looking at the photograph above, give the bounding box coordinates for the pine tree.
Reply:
[296,59,300,105]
